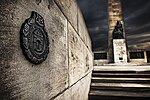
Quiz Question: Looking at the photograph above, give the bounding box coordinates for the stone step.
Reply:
[93,66,150,72]
[93,70,137,74]
[89,90,150,98]
[92,77,150,81]
[92,77,150,83]
[92,73,150,78]
[89,66,150,99]
[92,70,150,74]
[91,83,150,88]
[89,95,149,100]
[90,86,150,92]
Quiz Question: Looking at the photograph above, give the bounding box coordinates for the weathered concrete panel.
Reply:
[78,7,92,50]
[55,72,92,100]
[54,87,71,100]
[70,72,92,100]
[0,0,68,100]
[68,23,93,86]
[54,0,78,31]
[86,48,94,73]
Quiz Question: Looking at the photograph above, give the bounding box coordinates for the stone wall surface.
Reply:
[0,0,93,100]
[55,72,92,100]
[68,23,93,86]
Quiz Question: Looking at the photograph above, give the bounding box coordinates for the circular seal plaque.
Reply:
[20,11,49,64]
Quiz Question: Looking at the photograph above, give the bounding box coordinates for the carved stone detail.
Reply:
[20,11,49,64]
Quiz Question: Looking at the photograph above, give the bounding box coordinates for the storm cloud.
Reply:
[77,0,150,51]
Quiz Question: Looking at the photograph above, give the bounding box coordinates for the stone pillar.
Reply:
[108,0,124,63]
[113,39,128,63]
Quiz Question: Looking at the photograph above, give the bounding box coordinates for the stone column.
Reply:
[108,0,124,63]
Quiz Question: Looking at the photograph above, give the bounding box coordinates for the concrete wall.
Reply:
[0,0,93,100]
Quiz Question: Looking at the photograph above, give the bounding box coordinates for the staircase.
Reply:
[89,66,150,100]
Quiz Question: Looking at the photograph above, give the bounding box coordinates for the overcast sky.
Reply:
[77,0,150,51]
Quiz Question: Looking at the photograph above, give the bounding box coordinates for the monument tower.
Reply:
[108,0,127,63]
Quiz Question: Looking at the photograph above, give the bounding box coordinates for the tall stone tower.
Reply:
[108,0,126,63]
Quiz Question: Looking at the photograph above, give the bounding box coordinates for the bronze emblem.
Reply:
[20,11,49,64]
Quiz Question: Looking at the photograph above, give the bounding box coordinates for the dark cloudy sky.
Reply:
[77,0,150,51]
